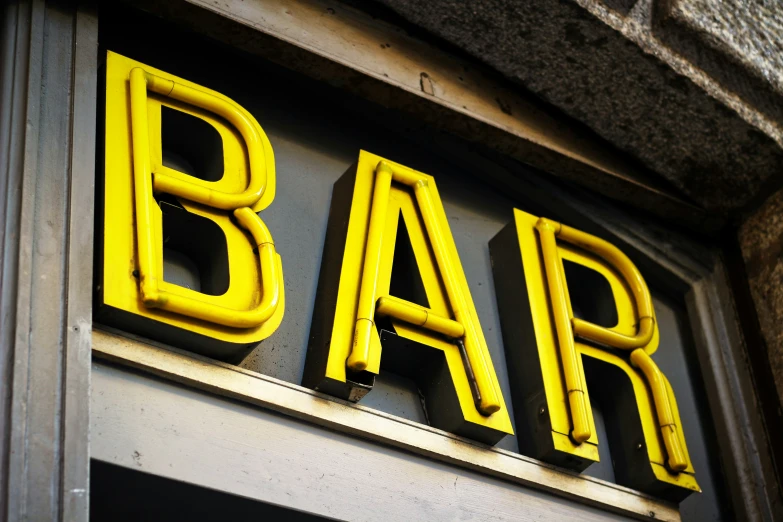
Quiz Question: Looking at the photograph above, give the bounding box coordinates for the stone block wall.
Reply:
[740,191,783,406]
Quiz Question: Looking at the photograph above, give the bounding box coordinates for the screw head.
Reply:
[538,407,546,416]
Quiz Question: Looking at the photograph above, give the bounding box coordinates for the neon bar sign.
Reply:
[97,52,700,501]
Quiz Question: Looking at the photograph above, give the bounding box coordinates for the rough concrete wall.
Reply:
[671,0,783,98]
[661,0,783,132]
[739,191,783,405]
[374,0,783,214]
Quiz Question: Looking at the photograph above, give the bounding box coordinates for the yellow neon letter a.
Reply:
[304,151,513,445]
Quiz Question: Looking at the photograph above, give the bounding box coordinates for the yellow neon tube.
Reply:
[347,162,393,372]
[143,209,282,328]
[130,68,268,210]
[536,216,686,471]
[347,161,500,415]
[535,218,591,443]
[412,179,500,415]
[130,67,164,306]
[630,349,688,472]
[129,68,281,329]
[376,296,465,338]
[555,222,655,349]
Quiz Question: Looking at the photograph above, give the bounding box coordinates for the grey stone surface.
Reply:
[672,0,783,100]
[739,189,783,406]
[374,0,783,213]
[662,0,783,132]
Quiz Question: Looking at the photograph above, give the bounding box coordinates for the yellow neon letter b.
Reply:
[98,52,284,361]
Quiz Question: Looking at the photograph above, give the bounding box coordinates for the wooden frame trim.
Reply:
[92,328,679,521]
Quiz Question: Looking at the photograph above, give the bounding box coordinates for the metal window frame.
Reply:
[0,0,778,521]
[0,1,96,521]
